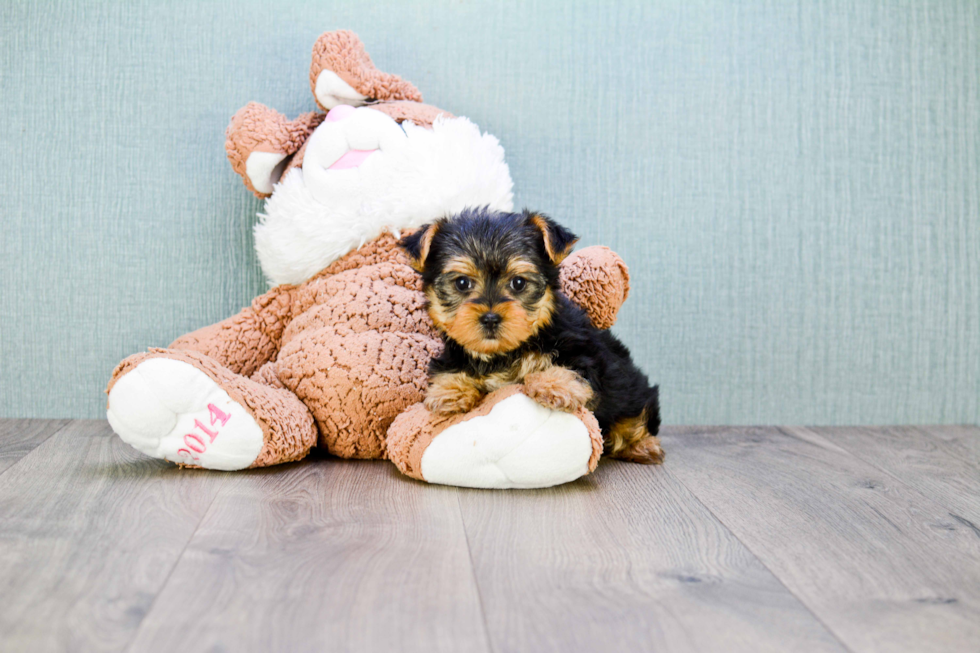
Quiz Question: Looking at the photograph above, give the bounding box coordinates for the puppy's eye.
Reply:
[510,277,527,292]
[454,277,472,292]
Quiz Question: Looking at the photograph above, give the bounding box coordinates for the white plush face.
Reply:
[301,105,407,204]
[254,105,514,286]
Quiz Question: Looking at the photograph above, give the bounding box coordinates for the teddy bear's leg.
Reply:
[309,30,423,110]
[386,386,604,489]
[106,350,316,471]
[225,102,325,197]
[276,326,444,460]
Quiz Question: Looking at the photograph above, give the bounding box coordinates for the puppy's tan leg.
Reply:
[614,435,665,465]
[607,409,664,464]
[424,372,484,416]
[524,366,594,412]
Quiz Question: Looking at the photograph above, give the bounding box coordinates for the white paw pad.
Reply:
[107,358,264,471]
[420,394,594,489]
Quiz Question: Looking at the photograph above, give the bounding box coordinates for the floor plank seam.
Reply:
[120,475,226,653]
[5,421,975,651]
[660,464,858,653]
[0,419,73,481]
[455,491,497,653]
[774,426,978,523]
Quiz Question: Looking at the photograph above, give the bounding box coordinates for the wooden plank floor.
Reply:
[0,420,977,653]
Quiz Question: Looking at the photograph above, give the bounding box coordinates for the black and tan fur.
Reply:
[400,207,663,464]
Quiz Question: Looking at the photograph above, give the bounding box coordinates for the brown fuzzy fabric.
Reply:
[279,327,442,459]
[311,232,409,277]
[107,349,317,469]
[282,134,312,177]
[225,103,325,198]
[251,361,286,389]
[110,234,624,473]
[168,284,296,379]
[274,237,443,458]
[368,102,455,129]
[558,246,631,330]
[386,385,604,482]
[309,30,423,110]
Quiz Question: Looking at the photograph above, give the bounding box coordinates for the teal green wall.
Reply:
[2,0,978,423]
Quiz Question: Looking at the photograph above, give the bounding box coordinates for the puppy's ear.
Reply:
[399,223,439,272]
[525,211,578,264]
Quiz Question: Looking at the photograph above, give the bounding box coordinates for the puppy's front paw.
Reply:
[424,392,480,416]
[524,367,594,412]
[424,373,483,416]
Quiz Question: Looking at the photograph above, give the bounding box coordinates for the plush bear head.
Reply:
[224,30,514,286]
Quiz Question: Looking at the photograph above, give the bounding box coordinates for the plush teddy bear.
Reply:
[105,31,632,489]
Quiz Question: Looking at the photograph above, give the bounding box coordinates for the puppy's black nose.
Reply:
[479,312,502,329]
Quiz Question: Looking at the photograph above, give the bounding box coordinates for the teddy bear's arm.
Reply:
[558,246,631,330]
[168,284,296,378]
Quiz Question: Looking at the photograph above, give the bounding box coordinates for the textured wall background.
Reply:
[1,0,978,423]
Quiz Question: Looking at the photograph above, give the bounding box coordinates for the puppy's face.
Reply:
[400,209,578,356]
[428,250,550,355]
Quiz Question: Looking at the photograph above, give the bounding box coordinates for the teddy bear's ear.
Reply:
[399,223,439,273]
[225,103,324,197]
[525,211,579,264]
[310,30,423,111]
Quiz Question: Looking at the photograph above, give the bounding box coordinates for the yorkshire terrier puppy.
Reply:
[399,207,663,464]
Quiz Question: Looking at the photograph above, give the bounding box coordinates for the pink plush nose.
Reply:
[325,104,356,122]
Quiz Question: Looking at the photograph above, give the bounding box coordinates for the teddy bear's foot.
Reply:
[387,386,603,489]
[107,351,317,470]
[107,357,264,470]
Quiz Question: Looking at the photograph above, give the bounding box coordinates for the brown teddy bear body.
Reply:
[109,233,629,468]
[106,31,634,487]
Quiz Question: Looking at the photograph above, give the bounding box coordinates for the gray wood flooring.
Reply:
[0,420,977,652]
